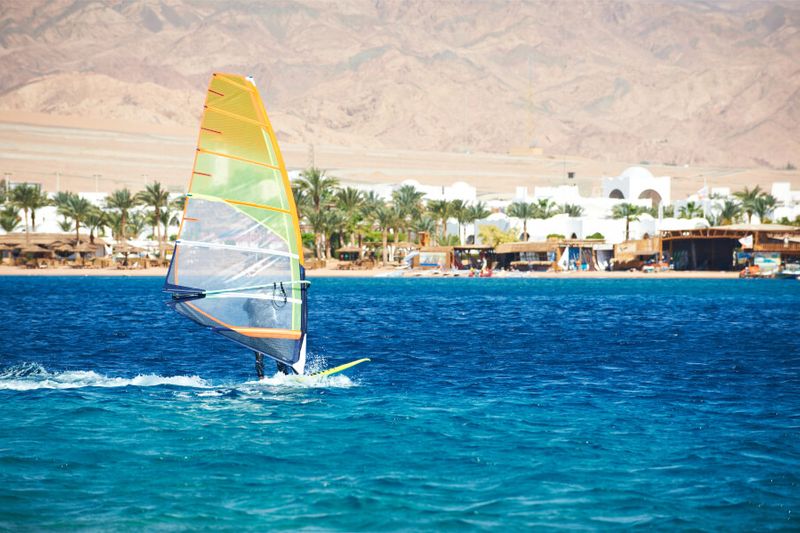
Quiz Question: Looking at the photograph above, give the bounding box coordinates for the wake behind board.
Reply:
[301,358,370,379]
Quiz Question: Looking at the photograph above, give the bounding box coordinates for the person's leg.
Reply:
[254,351,264,380]
[276,361,290,375]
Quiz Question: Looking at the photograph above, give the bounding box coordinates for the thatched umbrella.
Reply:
[17,244,53,258]
[53,243,75,254]
[113,242,144,266]
[74,242,98,255]
[113,242,144,254]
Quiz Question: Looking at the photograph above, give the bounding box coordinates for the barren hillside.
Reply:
[0,0,798,168]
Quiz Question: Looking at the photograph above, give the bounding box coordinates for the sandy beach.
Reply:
[0,264,739,279]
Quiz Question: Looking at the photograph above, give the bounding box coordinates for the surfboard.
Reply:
[304,358,370,379]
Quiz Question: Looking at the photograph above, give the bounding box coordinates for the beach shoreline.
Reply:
[0,265,740,279]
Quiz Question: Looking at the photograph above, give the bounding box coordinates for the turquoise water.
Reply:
[1,277,798,530]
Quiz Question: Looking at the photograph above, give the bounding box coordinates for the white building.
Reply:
[772,182,800,205]
[602,166,671,206]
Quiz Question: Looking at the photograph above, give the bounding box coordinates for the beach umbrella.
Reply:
[53,243,75,253]
[114,242,144,254]
[74,242,98,254]
[18,244,51,255]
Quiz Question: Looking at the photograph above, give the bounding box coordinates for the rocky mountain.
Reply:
[1,0,798,168]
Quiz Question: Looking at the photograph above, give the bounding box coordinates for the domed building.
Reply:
[602,166,671,207]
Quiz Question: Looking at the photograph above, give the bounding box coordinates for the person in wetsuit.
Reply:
[254,351,290,379]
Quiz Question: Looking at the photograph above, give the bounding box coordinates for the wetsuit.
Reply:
[254,351,265,380]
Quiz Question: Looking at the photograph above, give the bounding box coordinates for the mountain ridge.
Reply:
[1,0,798,169]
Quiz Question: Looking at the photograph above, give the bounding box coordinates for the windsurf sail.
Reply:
[164,73,308,374]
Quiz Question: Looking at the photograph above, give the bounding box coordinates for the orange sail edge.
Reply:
[185,302,301,340]
[230,327,302,339]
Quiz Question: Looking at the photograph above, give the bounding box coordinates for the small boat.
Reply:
[774,263,800,280]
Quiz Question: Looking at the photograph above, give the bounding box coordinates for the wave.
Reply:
[243,372,356,389]
[0,362,211,391]
[0,362,358,392]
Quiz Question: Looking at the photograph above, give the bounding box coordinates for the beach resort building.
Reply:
[615,224,800,272]
[602,166,671,206]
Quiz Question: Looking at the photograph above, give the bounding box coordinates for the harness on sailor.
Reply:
[272,282,287,309]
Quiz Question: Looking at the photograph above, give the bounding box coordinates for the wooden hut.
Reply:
[495,241,557,271]
[415,246,453,270]
[658,224,800,272]
[414,244,495,270]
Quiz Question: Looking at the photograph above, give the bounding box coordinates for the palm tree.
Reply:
[335,187,364,247]
[171,194,186,213]
[506,201,536,240]
[84,206,108,245]
[374,204,397,264]
[292,184,310,218]
[105,212,123,241]
[392,185,425,243]
[295,168,339,257]
[426,199,451,245]
[466,202,490,244]
[560,204,584,217]
[679,201,704,219]
[324,209,345,259]
[753,194,776,223]
[533,198,559,219]
[137,182,170,263]
[28,186,50,232]
[57,193,93,245]
[361,191,385,214]
[125,211,147,241]
[451,200,469,244]
[733,185,763,224]
[296,167,339,212]
[359,191,385,256]
[413,215,436,238]
[11,183,40,243]
[612,203,641,241]
[389,203,404,251]
[0,205,21,233]
[57,216,74,233]
[105,188,139,242]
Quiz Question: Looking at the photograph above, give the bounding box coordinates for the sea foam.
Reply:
[0,362,211,391]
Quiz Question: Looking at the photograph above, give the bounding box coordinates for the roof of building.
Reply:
[0,233,108,246]
[453,244,493,250]
[336,246,362,253]
[495,242,555,254]
[620,166,654,181]
[711,223,800,232]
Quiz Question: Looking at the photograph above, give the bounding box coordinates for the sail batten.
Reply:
[165,73,308,372]
[176,240,299,259]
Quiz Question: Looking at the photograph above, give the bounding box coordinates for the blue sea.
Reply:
[1,277,798,531]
